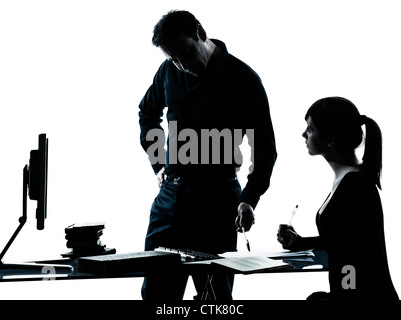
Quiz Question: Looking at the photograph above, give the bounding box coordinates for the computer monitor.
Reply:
[0,134,71,272]
[29,133,48,230]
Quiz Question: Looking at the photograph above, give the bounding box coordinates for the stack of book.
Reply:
[61,222,116,258]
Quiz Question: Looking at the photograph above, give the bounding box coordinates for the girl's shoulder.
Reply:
[340,171,379,199]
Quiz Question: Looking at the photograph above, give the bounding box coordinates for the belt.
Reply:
[163,174,237,185]
[163,175,182,185]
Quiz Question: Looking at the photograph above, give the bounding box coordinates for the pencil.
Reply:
[288,205,298,226]
[241,227,251,252]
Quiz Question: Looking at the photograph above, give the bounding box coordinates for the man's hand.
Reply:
[235,202,255,232]
[156,167,165,188]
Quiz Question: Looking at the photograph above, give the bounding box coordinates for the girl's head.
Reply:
[305,97,363,152]
[304,97,382,189]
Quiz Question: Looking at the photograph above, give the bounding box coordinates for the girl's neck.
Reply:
[325,152,361,188]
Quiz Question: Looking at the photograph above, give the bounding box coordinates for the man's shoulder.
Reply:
[156,59,170,74]
[226,53,261,81]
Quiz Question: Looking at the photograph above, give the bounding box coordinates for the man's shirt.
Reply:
[139,40,276,208]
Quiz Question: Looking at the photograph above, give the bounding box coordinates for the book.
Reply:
[61,247,116,258]
[66,239,103,249]
[65,222,105,236]
[63,221,114,258]
[65,230,103,241]
[78,251,182,276]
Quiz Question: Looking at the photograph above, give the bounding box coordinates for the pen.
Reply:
[241,227,251,252]
[288,205,298,226]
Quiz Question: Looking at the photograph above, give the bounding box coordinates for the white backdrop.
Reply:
[0,0,400,300]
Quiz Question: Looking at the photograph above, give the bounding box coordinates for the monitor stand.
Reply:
[0,166,72,273]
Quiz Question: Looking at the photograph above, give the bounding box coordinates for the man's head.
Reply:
[152,10,216,77]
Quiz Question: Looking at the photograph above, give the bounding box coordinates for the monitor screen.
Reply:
[28,134,48,230]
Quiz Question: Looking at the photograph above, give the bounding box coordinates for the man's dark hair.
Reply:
[152,10,200,47]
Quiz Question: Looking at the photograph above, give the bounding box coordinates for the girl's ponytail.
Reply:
[360,115,383,189]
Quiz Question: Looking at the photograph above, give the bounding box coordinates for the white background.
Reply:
[0,0,400,299]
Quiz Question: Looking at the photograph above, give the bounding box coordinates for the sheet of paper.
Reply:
[212,256,289,274]
[219,249,314,259]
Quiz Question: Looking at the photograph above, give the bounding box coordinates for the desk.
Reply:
[0,250,328,299]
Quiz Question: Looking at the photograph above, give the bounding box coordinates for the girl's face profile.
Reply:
[302,117,328,156]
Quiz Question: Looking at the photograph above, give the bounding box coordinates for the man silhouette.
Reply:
[139,10,276,300]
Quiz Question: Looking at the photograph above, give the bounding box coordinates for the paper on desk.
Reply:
[219,249,314,259]
[266,250,314,259]
[212,256,289,274]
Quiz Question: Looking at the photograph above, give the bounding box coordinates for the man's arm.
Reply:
[239,75,277,209]
[138,62,168,175]
[235,74,277,231]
